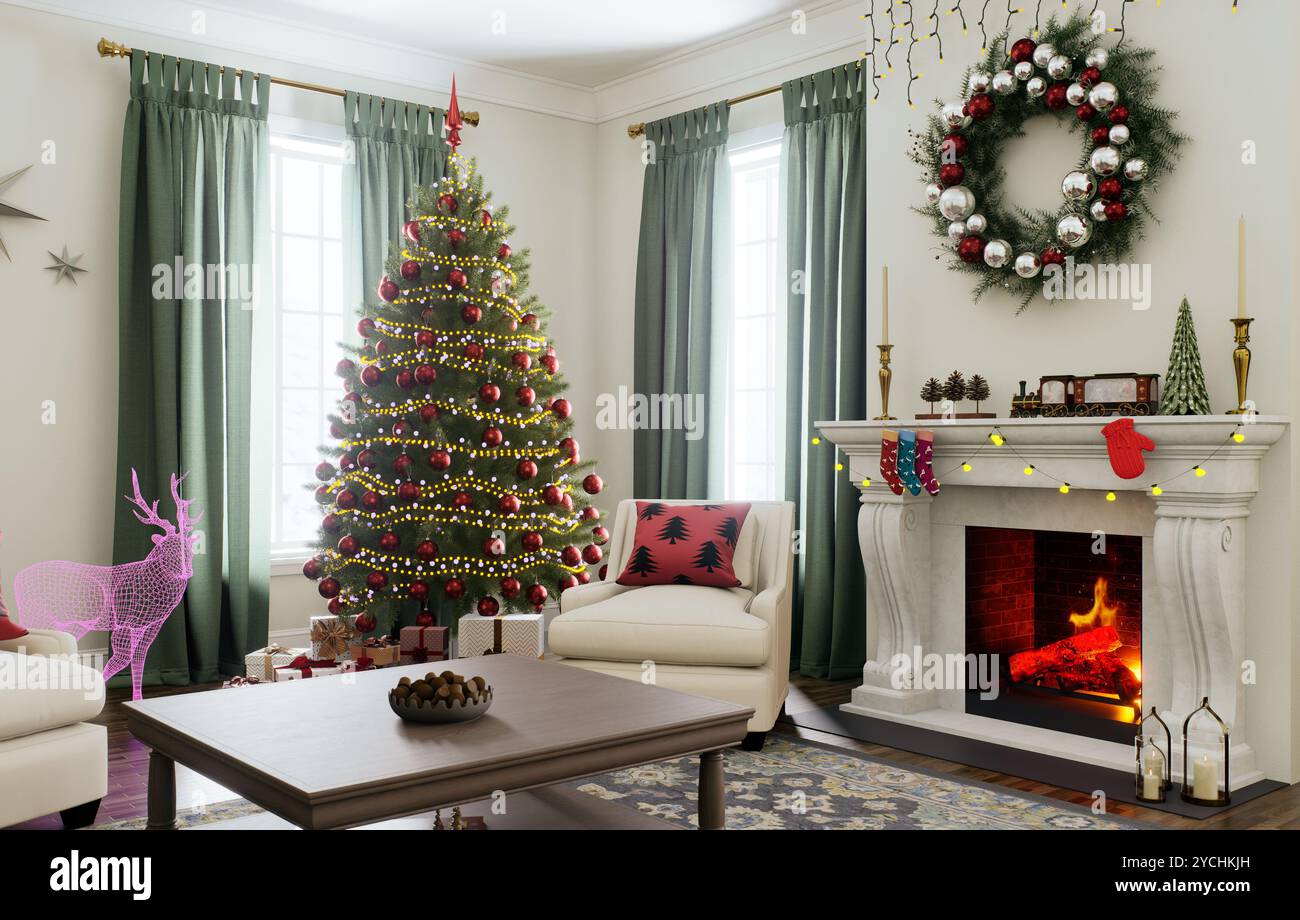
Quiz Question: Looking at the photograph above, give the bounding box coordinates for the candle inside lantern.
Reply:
[1237,216,1247,319]
[1192,752,1219,800]
[881,265,890,346]
[1143,767,1161,800]
[1142,742,1163,776]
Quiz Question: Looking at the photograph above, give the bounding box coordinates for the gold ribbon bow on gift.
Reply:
[263,643,292,656]
[311,618,354,659]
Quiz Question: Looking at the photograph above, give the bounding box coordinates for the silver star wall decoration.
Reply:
[0,165,46,261]
[46,245,88,285]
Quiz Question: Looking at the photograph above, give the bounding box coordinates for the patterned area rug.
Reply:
[570,736,1141,829]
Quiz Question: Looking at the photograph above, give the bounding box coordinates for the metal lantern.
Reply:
[1134,707,1172,804]
[1181,696,1231,807]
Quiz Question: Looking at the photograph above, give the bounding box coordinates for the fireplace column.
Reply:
[849,487,937,714]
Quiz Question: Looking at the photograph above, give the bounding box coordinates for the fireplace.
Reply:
[965,526,1142,744]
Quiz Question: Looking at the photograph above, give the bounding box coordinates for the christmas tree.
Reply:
[920,377,943,414]
[303,102,606,632]
[965,374,990,413]
[1158,297,1211,415]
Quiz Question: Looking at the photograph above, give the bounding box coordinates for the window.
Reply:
[725,137,782,501]
[269,129,346,564]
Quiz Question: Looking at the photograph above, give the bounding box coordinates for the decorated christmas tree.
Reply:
[1158,297,1211,416]
[302,94,607,632]
[920,377,943,414]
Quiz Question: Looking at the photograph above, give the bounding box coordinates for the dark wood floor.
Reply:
[13,673,1299,829]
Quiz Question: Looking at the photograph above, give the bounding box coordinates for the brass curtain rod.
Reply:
[96,38,481,126]
[626,59,861,138]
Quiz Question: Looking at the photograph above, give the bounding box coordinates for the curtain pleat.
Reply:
[114,51,271,686]
[781,64,867,678]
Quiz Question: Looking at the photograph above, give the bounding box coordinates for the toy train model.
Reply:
[1010,373,1161,418]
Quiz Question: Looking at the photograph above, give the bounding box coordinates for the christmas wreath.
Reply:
[912,11,1185,310]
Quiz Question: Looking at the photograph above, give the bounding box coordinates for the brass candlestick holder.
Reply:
[1226,317,1253,415]
[873,344,896,421]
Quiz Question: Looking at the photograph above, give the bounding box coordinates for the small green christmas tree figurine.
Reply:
[965,374,991,413]
[920,377,943,414]
[942,370,966,410]
[1159,297,1212,415]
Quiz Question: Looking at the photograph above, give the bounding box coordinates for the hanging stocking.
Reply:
[1101,417,1155,480]
[897,430,923,496]
[915,430,941,495]
[879,430,904,495]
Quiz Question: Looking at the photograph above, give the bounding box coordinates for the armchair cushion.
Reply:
[548,584,769,667]
[0,651,105,742]
[615,502,751,588]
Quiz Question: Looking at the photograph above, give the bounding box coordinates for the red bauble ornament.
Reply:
[1045,84,1069,111]
[1108,105,1130,125]
[357,449,377,469]
[447,268,468,289]
[582,473,603,495]
[357,317,377,337]
[337,535,360,557]
[557,574,579,593]
[1099,177,1124,201]
[415,330,436,349]
[428,450,452,471]
[437,193,459,214]
[461,304,482,325]
[400,259,422,281]
[354,612,377,633]
[302,557,323,580]
[511,351,532,370]
[420,307,435,324]
[526,583,548,607]
[379,531,400,551]
[938,163,966,188]
[576,571,590,585]
[498,493,521,515]
[940,133,969,160]
[479,209,493,227]
[403,219,422,244]
[398,481,422,502]
[520,312,539,328]
[559,436,579,458]
[1079,66,1102,87]
[361,490,382,511]
[408,580,430,602]
[451,490,472,509]
[414,364,437,386]
[376,278,399,303]
[327,597,346,615]
[321,514,342,534]
[336,489,358,510]
[1076,103,1098,122]
[598,564,608,581]
[360,365,383,387]
[1009,38,1037,64]
[581,506,600,521]
[479,383,501,403]
[396,369,416,390]
[540,354,558,375]
[415,540,438,561]
[444,578,466,599]
[497,243,512,260]
[330,422,347,439]
[967,93,994,121]
[375,340,389,356]
[318,577,340,598]
[335,358,356,377]
[419,403,439,425]
[500,577,521,599]
[1041,247,1067,266]
[542,485,563,505]
[561,493,574,512]
[957,235,986,264]
[366,571,388,590]
[392,420,411,438]
[1103,201,1128,222]
[477,596,500,617]
[464,342,485,360]
[315,485,332,505]
[482,426,503,447]
[515,385,535,407]
[393,453,414,475]
[582,544,603,565]
[551,398,572,420]
[314,461,335,482]
[521,531,544,552]
[338,453,356,471]
[516,459,538,479]
[415,611,435,627]
[1091,126,1111,146]
[447,227,467,248]
[559,545,581,566]
[592,525,609,544]
[483,537,505,557]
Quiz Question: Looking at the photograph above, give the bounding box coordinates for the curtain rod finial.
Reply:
[98,38,131,58]
[628,122,646,139]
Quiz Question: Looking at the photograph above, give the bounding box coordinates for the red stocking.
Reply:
[879,430,904,495]
[915,430,941,495]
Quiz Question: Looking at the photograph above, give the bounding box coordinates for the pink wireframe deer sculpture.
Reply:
[14,470,201,700]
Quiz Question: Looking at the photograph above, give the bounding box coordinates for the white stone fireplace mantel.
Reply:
[817,416,1289,789]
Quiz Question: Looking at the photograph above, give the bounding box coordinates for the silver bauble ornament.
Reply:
[983,238,1012,269]
[1123,158,1149,181]
[925,182,943,207]
[1066,82,1088,106]
[1061,170,1095,202]
[1057,214,1092,248]
[1087,81,1119,112]
[1014,61,1035,81]
[1090,146,1121,176]
[948,221,968,244]
[965,212,988,235]
[1046,54,1073,81]
[941,101,969,129]
[1085,47,1109,70]
[1025,76,1047,98]
[1032,43,1057,69]
[968,72,992,95]
[1108,124,1131,146]
[938,185,977,221]
[1014,252,1042,278]
[1089,199,1110,222]
[992,70,1017,95]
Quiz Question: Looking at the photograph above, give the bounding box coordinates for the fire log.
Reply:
[1041,652,1141,702]
[1008,626,1122,684]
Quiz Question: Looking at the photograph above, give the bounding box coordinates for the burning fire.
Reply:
[1069,576,1119,633]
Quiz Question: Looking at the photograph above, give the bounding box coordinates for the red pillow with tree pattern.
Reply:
[616,502,751,588]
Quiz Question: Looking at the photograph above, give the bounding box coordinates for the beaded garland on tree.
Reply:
[911,10,1185,311]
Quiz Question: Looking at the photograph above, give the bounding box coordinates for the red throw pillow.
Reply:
[616,502,751,588]
[0,586,27,641]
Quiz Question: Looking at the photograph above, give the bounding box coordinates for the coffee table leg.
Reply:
[147,751,179,830]
[698,750,725,830]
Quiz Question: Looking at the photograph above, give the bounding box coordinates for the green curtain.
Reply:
[343,93,446,311]
[781,64,867,679]
[114,52,272,685]
[632,102,729,499]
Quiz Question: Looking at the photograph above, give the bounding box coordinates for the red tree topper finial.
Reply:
[446,74,463,152]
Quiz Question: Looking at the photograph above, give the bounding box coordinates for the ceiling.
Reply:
[208,0,807,87]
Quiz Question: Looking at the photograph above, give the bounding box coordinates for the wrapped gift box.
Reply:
[399,625,450,665]
[458,613,544,659]
[273,655,345,681]
[309,614,358,661]
[244,644,309,682]
[348,637,401,668]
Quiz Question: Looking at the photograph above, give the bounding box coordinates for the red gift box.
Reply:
[399,625,450,665]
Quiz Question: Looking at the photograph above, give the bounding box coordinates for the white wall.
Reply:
[0,2,598,637]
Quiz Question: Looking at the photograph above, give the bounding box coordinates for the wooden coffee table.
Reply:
[124,654,753,830]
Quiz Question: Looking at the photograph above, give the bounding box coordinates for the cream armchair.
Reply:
[550,499,795,749]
